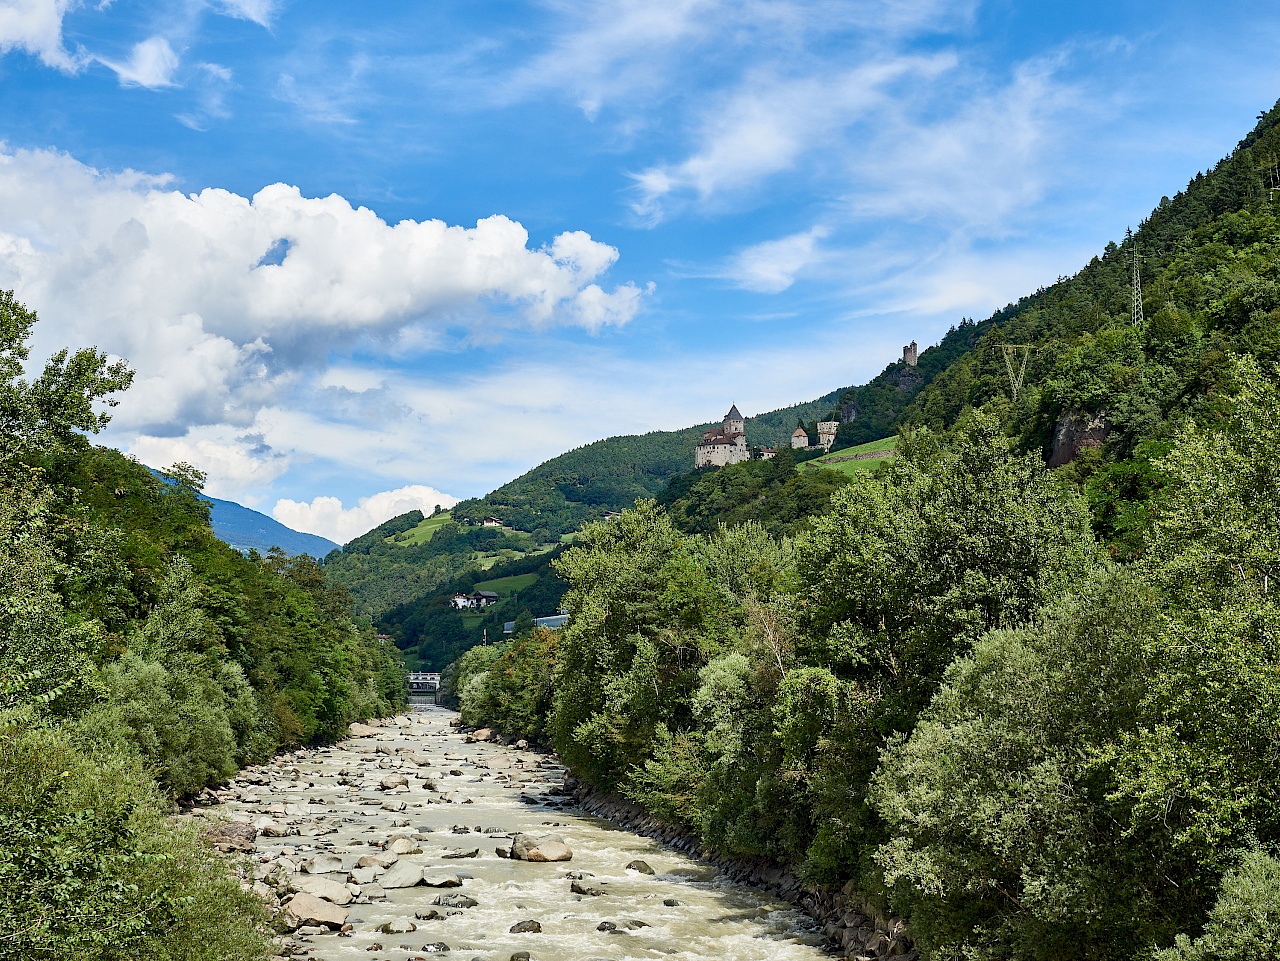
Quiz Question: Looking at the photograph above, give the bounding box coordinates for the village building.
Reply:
[481,516,503,527]
[695,404,751,468]
[791,426,810,449]
[903,341,918,367]
[450,590,500,610]
[759,447,776,460]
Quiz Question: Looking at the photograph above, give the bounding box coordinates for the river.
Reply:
[197,706,832,961]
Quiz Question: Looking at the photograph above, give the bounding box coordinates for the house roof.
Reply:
[725,404,743,421]
[475,591,499,599]
[792,427,808,436]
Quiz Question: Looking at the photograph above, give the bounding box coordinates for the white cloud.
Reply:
[213,0,275,27]
[130,429,290,501]
[0,0,83,70]
[721,226,831,293]
[273,486,461,545]
[100,35,179,88]
[0,145,648,449]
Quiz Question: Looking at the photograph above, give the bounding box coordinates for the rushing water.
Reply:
[204,706,831,961]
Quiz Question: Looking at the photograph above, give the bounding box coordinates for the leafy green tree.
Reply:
[0,290,132,467]
[788,411,1102,879]
[872,572,1167,960]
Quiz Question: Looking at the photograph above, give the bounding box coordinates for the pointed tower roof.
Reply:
[725,404,744,421]
[792,426,808,436]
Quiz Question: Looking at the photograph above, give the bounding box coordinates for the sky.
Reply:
[2,0,1279,543]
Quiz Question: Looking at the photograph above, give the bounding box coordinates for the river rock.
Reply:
[281,892,348,931]
[377,918,417,934]
[625,859,654,874]
[511,833,572,862]
[421,873,463,887]
[205,820,256,852]
[380,774,409,791]
[348,722,381,737]
[290,875,353,905]
[571,880,604,896]
[441,847,479,859]
[510,920,542,933]
[301,854,344,875]
[433,893,478,909]
[380,861,425,888]
[387,837,422,855]
[357,854,398,869]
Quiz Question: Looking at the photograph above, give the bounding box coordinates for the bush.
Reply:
[0,713,271,960]
[1155,850,1280,961]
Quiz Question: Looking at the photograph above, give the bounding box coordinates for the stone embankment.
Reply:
[188,709,839,961]
[569,785,916,961]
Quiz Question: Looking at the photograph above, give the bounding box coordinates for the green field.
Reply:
[390,511,454,545]
[802,436,898,477]
[473,572,539,595]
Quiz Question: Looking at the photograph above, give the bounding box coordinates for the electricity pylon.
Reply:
[1127,227,1144,327]
[1001,344,1036,402]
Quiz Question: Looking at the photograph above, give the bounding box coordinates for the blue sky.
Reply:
[2,0,1279,542]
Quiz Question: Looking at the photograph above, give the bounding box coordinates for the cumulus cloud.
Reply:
[99,35,180,88]
[273,485,461,545]
[0,0,84,70]
[0,145,647,446]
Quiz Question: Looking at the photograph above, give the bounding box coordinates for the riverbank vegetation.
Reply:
[0,291,404,959]
[449,102,1280,961]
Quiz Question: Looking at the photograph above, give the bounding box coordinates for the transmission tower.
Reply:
[1001,344,1036,402]
[1127,227,1144,327]
[1266,158,1280,202]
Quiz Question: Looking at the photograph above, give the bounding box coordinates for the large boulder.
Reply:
[281,892,348,931]
[204,820,256,853]
[511,833,573,862]
[379,861,425,889]
[290,875,353,906]
[386,836,422,855]
[379,774,409,791]
[348,722,381,737]
[301,854,344,875]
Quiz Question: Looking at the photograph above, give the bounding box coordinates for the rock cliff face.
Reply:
[1048,411,1110,468]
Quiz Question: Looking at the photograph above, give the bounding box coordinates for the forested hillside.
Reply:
[321,509,555,618]
[0,292,403,958]
[448,99,1280,961]
[450,389,857,535]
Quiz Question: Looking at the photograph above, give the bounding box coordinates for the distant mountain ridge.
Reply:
[204,494,338,557]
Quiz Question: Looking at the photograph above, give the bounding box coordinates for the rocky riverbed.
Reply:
[188,707,834,961]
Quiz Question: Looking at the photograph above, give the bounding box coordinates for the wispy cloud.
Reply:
[629,55,954,223]
[720,225,831,293]
[99,35,179,88]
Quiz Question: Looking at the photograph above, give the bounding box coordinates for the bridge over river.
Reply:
[407,672,441,704]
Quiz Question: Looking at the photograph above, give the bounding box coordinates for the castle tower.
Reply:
[903,341,918,367]
[724,404,745,438]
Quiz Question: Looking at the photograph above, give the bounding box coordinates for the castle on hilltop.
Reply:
[695,404,753,468]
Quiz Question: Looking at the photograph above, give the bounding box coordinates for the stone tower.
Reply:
[903,341,918,367]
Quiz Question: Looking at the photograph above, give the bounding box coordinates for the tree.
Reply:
[0,290,133,466]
